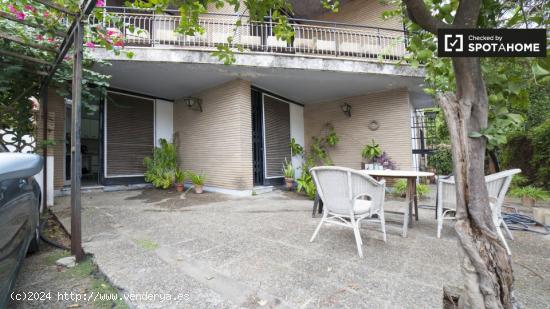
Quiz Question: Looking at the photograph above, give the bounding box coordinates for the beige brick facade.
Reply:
[304,88,413,170]
[36,90,66,189]
[173,79,254,191]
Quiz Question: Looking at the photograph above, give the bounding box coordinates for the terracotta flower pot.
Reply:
[285,177,294,190]
[175,183,184,193]
[522,196,536,207]
[194,185,204,194]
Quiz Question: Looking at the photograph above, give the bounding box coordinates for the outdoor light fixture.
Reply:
[182,97,203,112]
[341,103,352,118]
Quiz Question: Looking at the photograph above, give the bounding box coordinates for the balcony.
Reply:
[89,7,407,63]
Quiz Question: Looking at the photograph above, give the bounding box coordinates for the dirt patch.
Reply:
[125,188,237,210]
[8,211,128,309]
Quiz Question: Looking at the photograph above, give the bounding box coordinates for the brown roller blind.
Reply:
[263,95,291,178]
[106,92,154,177]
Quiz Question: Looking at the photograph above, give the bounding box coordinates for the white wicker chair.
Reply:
[437,169,521,255]
[310,166,386,258]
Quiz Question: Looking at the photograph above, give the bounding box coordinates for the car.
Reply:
[0,152,43,308]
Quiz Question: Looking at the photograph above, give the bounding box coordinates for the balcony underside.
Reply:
[91,48,432,108]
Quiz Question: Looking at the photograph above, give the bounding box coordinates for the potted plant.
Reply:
[174,170,186,192]
[282,158,295,190]
[190,172,206,194]
[361,139,382,170]
[509,186,549,207]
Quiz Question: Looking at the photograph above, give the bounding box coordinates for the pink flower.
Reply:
[15,11,25,20]
[29,97,40,111]
[24,5,36,12]
[85,41,95,49]
[113,40,124,47]
[106,28,118,36]
[43,11,50,18]
[36,34,44,41]
[48,37,54,43]
[96,0,105,7]
[8,4,16,13]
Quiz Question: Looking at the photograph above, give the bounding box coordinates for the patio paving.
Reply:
[51,189,550,308]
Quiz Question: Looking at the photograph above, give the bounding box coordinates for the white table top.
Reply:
[361,169,434,178]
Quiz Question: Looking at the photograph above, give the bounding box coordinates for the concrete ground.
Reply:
[50,189,550,308]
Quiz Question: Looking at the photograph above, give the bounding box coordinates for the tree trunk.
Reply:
[438,57,518,309]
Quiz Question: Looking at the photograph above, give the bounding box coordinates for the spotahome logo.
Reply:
[437,29,546,57]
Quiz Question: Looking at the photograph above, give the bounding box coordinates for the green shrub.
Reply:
[175,170,186,184]
[392,179,431,198]
[282,158,294,178]
[189,172,206,186]
[501,131,536,183]
[509,186,549,201]
[427,145,453,175]
[296,172,316,200]
[143,138,177,189]
[531,119,550,189]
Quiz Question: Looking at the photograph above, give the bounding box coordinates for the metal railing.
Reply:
[89,7,407,62]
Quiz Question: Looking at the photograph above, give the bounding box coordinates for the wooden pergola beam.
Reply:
[0,11,66,37]
[0,49,52,66]
[0,32,58,53]
[34,0,77,16]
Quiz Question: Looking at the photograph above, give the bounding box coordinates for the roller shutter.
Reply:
[263,95,291,178]
[105,92,154,177]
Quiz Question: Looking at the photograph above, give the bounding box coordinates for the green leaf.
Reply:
[468,131,483,138]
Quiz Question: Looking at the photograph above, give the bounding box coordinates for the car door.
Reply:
[0,176,36,305]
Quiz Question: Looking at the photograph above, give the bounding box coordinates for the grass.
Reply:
[44,249,70,266]
[65,257,95,278]
[91,278,129,309]
[135,239,160,251]
[61,256,129,308]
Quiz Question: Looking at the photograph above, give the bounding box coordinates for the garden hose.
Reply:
[502,211,550,235]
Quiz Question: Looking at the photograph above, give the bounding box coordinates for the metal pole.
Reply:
[70,20,84,261]
[40,85,48,213]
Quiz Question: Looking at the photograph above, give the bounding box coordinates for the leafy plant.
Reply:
[189,172,206,186]
[531,118,550,189]
[428,145,453,175]
[510,175,528,189]
[296,173,316,200]
[375,152,396,170]
[175,170,186,184]
[392,179,431,198]
[361,139,382,163]
[282,158,294,179]
[290,138,303,157]
[509,186,549,201]
[143,139,177,189]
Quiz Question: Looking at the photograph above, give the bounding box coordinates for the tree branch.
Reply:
[453,0,482,27]
[403,0,449,34]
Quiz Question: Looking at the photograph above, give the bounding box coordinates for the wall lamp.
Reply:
[341,103,352,118]
[182,97,203,112]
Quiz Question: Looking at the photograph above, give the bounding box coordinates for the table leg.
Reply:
[312,193,323,218]
[312,193,319,218]
[413,180,419,221]
[407,178,414,227]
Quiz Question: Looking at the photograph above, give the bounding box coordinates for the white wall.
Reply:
[34,156,54,209]
[155,99,174,146]
[289,104,305,177]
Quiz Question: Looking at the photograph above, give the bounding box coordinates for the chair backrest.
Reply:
[311,166,385,216]
[438,169,521,210]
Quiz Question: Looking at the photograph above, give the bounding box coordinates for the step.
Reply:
[252,186,274,195]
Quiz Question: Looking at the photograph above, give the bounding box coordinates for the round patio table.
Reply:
[362,169,434,237]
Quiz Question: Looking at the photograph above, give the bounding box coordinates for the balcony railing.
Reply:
[89,7,407,62]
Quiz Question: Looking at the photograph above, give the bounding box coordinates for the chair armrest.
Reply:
[438,177,455,184]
